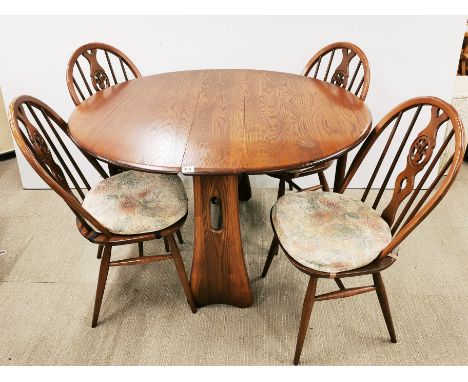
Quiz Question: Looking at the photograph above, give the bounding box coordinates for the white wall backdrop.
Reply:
[0,16,465,189]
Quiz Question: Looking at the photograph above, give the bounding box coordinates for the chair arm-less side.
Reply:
[9,95,197,328]
[265,42,371,290]
[66,42,184,250]
[262,96,465,364]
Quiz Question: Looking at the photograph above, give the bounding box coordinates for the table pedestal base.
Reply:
[190,175,253,308]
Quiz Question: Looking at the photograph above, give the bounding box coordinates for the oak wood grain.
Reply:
[69,70,204,173]
[68,69,372,174]
[243,70,371,174]
[182,70,248,173]
[190,174,253,307]
[67,69,373,311]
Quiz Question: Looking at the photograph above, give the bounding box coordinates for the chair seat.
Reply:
[272,191,392,273]
[82,170,188,235]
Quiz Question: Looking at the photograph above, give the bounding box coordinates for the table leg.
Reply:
[190,175,253,308]
[333,153,348,192]
[238,173,252,201]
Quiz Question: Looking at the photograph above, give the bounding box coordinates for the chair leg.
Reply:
[176,230,184,244]
[277,179,286,199]
[318,171,330,192]
[335,278,345,290]
[92,245,112,328]
[167,234,197,314]
[163,237,170,252]
[287,179,303,192]
[372,272,397,343]
[261,234,280,278]
[138,242,144,257]
[294,277,318,365]
[96,244,104,259]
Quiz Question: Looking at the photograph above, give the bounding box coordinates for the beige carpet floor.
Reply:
[0,156,467,365]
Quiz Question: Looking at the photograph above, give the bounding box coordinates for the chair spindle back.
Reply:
[67,42,141,105]
[341,97,465,257]
[9,95,111,236]
[303,42,370,100]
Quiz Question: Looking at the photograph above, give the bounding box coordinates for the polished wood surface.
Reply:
[269,41,371,196]
[68,69,372,175]
[68,69,372,309]
[69,70,203,173]
[190,175,253,307]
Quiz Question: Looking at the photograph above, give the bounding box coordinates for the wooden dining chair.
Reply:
[9,95,197,328]
[268,41,371,197]
[66,42,184,251]
[261,97,465,365]
[66,42,141,107]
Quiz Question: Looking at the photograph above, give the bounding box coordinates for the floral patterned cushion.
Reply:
[82,170,188,235]
[272,191,392,273]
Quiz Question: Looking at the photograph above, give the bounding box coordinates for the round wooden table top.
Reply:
[68,69,372,175]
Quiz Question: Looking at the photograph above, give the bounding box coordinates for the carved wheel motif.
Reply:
[409,136,430,167]
[331,71,346,87]
[93,70,110,91]
[31,130,52,161]
[381,106,449,226]
[19,110,67,186]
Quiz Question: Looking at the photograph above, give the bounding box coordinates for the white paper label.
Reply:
[182,166,195,173]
